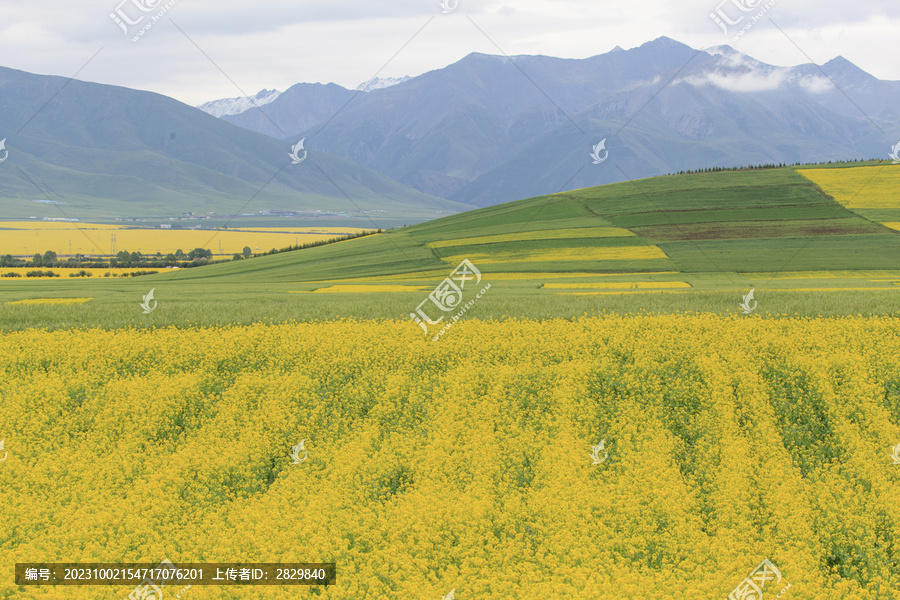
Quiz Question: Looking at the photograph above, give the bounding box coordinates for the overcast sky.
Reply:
[0,0,896,106]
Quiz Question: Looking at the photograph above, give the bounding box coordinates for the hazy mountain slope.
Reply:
[0,66,474,222]
[221,82,357,140]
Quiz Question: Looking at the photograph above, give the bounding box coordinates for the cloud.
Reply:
[797,75,834,93]
[681,70,787,92]
[680,67,836,94]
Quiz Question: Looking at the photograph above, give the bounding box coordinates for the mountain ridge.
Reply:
[197,89,282,118]
[210,37,900,206]
[0,65,474,224]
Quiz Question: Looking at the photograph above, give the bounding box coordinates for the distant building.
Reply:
[160,224,171,229]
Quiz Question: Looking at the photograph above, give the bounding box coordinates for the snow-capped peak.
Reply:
[196,89,282,118]
[704,45,738,57]
[356,76,411,92]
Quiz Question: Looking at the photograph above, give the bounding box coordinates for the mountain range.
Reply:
[197,89,283,118]
[211,37,900,206]
[1,37,897,226]
[0,66,470,225]
[195,77,412,118]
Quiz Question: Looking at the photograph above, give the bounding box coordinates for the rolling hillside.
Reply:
[158,161,900,283]
[3,162,900,330]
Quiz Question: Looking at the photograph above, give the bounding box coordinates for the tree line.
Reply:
[229,230,380,261]
[0,248,216,269]
[669,158,877,176]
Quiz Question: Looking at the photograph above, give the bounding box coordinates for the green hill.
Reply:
[165,162,900,280]
[3,162,900,329]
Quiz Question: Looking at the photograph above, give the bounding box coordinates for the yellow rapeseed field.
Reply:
[797,166,900,209]
[5,298,93,305]
[0,222,366,257]
[1,316,899,599]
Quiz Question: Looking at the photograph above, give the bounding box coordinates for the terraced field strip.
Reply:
[543,282,692,290]
[768,287,900,292]
[557,290,692,296]
[633,218,887,242]
[741,270,900,280]
[313,272,685,285]
[610,205,853,228]
[562,286,900,298]
[429,227,636,248]
[443,246,669,265]
[291,285,432,294]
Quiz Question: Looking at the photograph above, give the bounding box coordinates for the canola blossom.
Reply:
[0,222,365,258]
[798,166,900,210]
[5,298,94,305]
[1,316,899,599]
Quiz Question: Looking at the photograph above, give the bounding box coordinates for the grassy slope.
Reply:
[167,163,900,278]
[3,163,900,329]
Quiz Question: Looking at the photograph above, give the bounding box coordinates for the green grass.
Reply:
[4,162,900,330]
[2,282,900,331]
[610,205,853,228]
